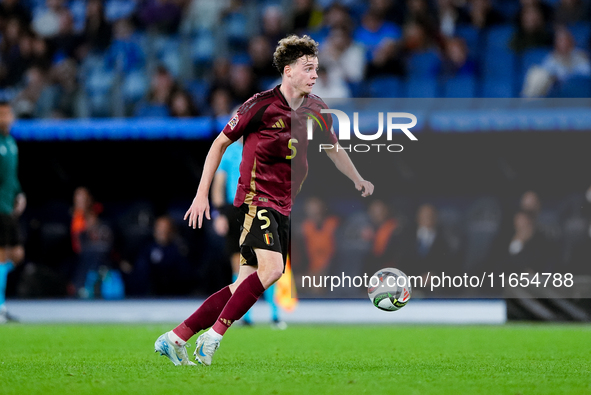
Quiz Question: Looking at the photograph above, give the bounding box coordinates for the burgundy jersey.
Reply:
[222,85,337,216]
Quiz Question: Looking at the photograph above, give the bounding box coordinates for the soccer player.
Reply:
[0,101,26,324]
[155,35,374,366]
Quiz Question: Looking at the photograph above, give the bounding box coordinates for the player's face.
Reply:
[289,56,319,95]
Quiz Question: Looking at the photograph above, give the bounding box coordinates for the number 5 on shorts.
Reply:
[257,209,271,230]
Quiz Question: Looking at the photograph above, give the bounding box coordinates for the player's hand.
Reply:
[355,180,374,197]
[184,195,210,229]
[213,214,229,236]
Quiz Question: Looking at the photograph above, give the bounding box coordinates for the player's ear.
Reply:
[284,64,291,77]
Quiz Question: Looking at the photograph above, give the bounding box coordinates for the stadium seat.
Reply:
[484,24,514,51]
[554,76,591,98]
[367,76,403,98]
[134,103,169,118]
[408,50,441,78]
[455,25,481,58]
[482,78,515,98]
[569,23,591,49]
[406,76,439,98]
[443,75,477,98]
[185,79,210,109]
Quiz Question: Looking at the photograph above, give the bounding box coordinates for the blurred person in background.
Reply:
[399,204,457,291]
[466,0,505,30]
[260,5,288,46]
[510,4,552,53]
[11,65,48,118]
[436,0,469,37]
[363,199,399,277]
[355,7,404,77]
[554,0,589,25]
[168,89,199,118]
[439,36,477,79]
[319,25,366,84]
[248,36,277,85]
[131,215,191,296]
[0,0,31,30]
[229,62,258,105]
[309,65,350,98]
[138,0,182,34]
[0,101,26,323]
[77,0,112,57]
[0,17,27,87]
[522,27,590,97]
[209,87,233,117]
[291,0,323,35]
[299,197,338,277]
[31,0,64,39]
[104,18,144,74]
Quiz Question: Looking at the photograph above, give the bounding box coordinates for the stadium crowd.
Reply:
[0,0,589,118]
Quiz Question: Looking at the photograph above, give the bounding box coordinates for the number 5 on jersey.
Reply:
[286,138,298,160]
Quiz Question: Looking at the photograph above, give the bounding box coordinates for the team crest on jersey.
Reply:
[263,230,274,246]
[228,115,239,130]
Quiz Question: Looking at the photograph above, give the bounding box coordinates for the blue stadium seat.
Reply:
[485,24,514,51]
[367,76,403,98]
[185,79,210,109]
[191,28,216,64]
[569,23,591,49]
[134,103,170,118]
[554,76,591,98]
[406,77,439,98]
[443,75,476,98]
[455,25,481,58]
[482,78,515,98]
[408,50,441,78]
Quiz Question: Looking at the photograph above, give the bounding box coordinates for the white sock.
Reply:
[168,330,186,347]
[207,328,223,341]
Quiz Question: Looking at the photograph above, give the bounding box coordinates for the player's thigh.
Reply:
[254,248,284,288]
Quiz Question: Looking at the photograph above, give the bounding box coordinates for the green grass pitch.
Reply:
[0,323,590,395]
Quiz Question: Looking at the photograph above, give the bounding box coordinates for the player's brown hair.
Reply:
[272,34,319,74]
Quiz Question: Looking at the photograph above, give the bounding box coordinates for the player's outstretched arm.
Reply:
[324,143,374,197]
[185,132,233,229]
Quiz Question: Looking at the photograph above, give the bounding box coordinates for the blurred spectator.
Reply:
[71,194,114,298]
[398,204,457,280]
[129,215,191,296]
[405,0,438,33]
[466,0,505,30]
[540,27,590,82]
[209,56,232,93]
[510,5,553,52]
[248,36,277,83]
[168,88,199,117]
[522,27,591,97]
[0,17,27,87]
[364,199,400,276]
[104,18,144,74]
[229,63,257,104]
[516,0,553,26]
[11,66,48,118]
[220,0,258,51]
[436,0,469,37]
[320,26,366,84]
[309,65,350,98]
[520,190,542,219]
[369,0,403,25]
[182,0,229,32]
[260,5,288,46]
[554,0,589,25]
[77,0,112,57]
[29,34,52,71]
[50,8,81,62]
[138,0,182,34]
[31,0,64,39]
[291,0,323,35]
[42,59,80,118]
[0,0,31,30]
[134,65,177,116]
[355,9,404,77]
[299,197,339,277]
[209,87,232,117]
[439,36,476,79]
[70,187,97,255]
[311,3,352,43]
[501,210,555,273]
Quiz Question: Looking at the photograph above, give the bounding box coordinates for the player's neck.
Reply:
[279,83,305,110]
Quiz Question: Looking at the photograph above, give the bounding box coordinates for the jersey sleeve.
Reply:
[222,95,264,142]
